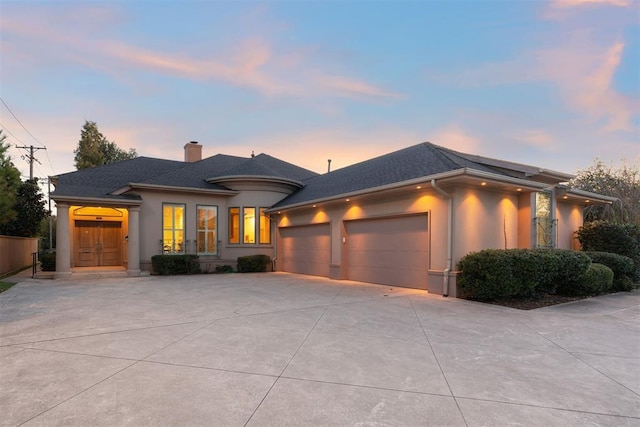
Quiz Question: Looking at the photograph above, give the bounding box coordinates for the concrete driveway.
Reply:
[1,273,638,426]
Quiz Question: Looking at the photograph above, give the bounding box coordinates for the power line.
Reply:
[44,147,56,175]
[0,123,24,145]
[0,96,45,146]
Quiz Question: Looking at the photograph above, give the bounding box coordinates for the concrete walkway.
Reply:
[1,273,638,426]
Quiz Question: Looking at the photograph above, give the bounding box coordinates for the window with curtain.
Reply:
[162,203,185,254]
[197,205,217,255]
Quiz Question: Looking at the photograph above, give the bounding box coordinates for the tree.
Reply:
[0,130,22,229]
[571,159,640,225]
[0,178,48,237]
[73,120,137,170]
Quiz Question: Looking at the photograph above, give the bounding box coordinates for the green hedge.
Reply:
[237,254,271,273]
[457,249,591,301]
[576,221,640,282]
[39,251,56,271]
[556,263,613,297]
[215,265,234,273]
[151,255,201,275]
[582,251,635,291]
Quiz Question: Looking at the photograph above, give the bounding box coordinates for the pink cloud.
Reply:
[551,0,632,7]
[430,124,482,154]
[0,5,401,101]
[514,129,556,150]
[316,75,404,99]
[536,40,638,132]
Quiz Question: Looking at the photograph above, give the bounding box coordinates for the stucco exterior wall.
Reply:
[136,188,290,271]
[517,192,532,248]
[451,187,519,263]
[556,201,583,250]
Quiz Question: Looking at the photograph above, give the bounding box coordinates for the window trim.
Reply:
[196,204,218,255]
[228,207,240,244]
[532,190,556,249]
[162,203,186,254]
[228,206,272,245]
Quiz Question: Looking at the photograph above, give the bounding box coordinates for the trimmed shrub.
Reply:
[457,249,591,301]
[237,254,271,273]
[457,249,535,300]
[582,251,635,292]
[576,221,640,282]
[151,255,201,275]
[215,264,234,273]
[537,249,592,294]
[39,251,56,271]
[557,263,613,296]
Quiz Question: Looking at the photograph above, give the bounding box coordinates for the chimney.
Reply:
[184,141,202,162]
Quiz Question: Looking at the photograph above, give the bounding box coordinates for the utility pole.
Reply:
[16,144,46,180]
[47,178,53,250]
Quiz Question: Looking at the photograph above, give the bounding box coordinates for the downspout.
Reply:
[431,179,453,297]
[271,215,277,272]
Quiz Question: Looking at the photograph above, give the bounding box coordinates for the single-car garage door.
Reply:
[345,214,428,289]
[278,223,330,277]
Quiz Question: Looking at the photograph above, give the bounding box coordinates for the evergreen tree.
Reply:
[0,130,22,228]
[73,120,137,170]
[0,179,48,237]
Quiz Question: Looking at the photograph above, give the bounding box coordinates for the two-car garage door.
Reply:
[345,215,429,289]
[278,214,429,289]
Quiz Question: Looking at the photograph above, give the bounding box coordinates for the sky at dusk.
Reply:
[1,0,638,193]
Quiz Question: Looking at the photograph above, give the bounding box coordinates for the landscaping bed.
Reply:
[488,293,588,310]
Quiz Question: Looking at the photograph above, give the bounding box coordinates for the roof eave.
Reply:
[207,175,305,188]
[267,168,558,213]
[118,183,239,196]
[51,195,143,206]
[564,188,616,204]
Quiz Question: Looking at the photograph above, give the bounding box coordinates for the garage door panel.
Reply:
[278,224,330,277]
[348,249,426,269]
[346,215,428,289]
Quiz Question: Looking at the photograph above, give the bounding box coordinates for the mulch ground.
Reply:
[487,294,588,310]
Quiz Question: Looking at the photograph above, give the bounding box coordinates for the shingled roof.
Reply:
[207,153,319,184]
[272,142,570,208]
[51,151,319,201]
[51,157,185,200]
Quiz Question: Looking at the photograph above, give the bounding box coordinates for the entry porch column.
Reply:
[127,206,141,276]
[55,202,71,279]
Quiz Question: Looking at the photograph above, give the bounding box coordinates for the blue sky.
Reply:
[1,0,638,189]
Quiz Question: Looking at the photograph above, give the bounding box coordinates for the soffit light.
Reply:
[481,182,487,186]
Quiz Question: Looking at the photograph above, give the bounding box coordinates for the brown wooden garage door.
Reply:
[345,215,428,289]
[278,223,330,277]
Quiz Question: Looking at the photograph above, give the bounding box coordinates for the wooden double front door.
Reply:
[74,221,122,267]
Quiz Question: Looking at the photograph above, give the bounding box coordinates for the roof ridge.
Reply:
[424,142,463,169]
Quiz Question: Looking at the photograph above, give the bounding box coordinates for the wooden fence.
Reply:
[0,235,38,276]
